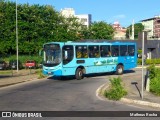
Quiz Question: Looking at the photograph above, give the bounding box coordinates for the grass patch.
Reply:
[0,70,12,75]
[35,69,47,79]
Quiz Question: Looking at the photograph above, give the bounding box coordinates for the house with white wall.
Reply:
[60,8,92,28]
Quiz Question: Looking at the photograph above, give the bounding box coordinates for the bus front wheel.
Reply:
[75,68,84,80]
[116,65,124,75]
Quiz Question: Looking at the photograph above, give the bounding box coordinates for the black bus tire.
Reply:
[75,68,84,80]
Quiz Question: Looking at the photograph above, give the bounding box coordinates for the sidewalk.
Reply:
[97,66,160,110]
[121,69,160,110]
[0,69,39,87]
[136,64,160,68]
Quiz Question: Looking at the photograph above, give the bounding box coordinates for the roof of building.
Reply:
[141,16,160,22]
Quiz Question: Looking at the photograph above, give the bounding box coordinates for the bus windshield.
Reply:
[43,44,61,66]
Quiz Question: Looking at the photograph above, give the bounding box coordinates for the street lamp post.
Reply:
[141,29,151,100]
[16,0,18,72]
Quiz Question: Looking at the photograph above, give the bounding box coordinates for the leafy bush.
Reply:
[138,49,142,54]
[150,77,160,96]
[147,64,157,79]
[137,59,142,65]
[104,77,127,100]
[138,58,160,65]
[147,65,160,96]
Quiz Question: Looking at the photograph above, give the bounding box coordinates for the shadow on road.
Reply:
[47,70,136,81]
[47,76,75,81]
[123,70,135,74]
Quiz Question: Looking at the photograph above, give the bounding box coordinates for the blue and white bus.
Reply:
[42,41,137,80]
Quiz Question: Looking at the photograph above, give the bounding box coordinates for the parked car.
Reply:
[0,60,8,70]
[25,60,36,69]
[9,60,23,69]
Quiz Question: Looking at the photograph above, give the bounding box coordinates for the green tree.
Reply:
[83,21,114,40]
[126,23,144,39]
[54,16,83,41]
[0,0,16,55]
[1,1,115,56]
[17,4,62,55]
[0,1,84,56]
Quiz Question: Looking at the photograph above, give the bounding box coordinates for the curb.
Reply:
[121,98,160,109]
[96,83,160,109]
[96,83,107,101]
[0,77,38,88]
[0,76,48,88]
[136,66,160,69]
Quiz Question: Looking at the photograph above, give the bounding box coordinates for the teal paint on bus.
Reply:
[42,41,137,77]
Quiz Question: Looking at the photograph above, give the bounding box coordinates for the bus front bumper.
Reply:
[43,69,62,76]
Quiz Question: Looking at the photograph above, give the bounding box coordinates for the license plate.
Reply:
[48,72,51,74]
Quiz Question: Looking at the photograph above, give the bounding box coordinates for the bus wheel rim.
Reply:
[79,71,82,77]
[118,67,122,73]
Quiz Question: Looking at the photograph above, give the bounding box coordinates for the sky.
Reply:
[16,0,160,27]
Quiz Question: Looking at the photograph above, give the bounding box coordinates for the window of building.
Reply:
[88,45,100,58]
[100,45,111,57]
[76,46,88,58]
[81,18,87,22]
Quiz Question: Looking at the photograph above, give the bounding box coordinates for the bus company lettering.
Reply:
[94,58,118,66]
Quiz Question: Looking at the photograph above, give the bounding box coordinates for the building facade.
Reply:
[60,8,92,28]
[154,16,160,38]
[75,14,92,28]
[112,21,126,40]
[141,16,160,39]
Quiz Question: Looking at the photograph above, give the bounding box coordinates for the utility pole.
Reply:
[131,19,134,40]
[141,29,151,100]
[16,0,19,72]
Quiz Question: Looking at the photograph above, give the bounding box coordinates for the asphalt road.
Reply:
[0,69,159,120]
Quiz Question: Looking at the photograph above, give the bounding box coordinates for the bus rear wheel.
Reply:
[75,68,84,80]
[116,65,124,75]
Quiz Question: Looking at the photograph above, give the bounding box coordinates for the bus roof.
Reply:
[44,40,136,46]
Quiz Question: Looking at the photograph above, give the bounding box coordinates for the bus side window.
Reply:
[111,45,119,57]
[128,45,135,56]
[89,45,99,58]
[100,45,111,57]
[120,45,128,56]
[82,46,88,58]
[76,46,82,58]
[76,46,88,58]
